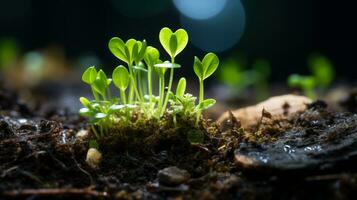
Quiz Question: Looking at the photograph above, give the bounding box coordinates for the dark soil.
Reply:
[1,89,357,200]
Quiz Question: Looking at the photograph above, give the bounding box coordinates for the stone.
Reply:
[158,166,190,186]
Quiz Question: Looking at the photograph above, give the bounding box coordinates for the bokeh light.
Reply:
[179,0,246,52]
[173,0,228,20]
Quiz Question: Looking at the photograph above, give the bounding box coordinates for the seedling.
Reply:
[287,54,335,99]
[288,74,316,99]
[218,57,271,100]
[79,27,219,143]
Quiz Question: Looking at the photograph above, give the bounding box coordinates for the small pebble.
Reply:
[158,166,190,186]
[76,129,89,139]
[86,148,102,168]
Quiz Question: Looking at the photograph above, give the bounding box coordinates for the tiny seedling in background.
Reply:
[288,74,316,100]
[287,54,335,99]
[218,57,271,101]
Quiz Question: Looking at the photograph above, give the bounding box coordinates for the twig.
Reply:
[3,186,108,197]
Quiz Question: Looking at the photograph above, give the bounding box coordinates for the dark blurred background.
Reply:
[0,0,356,82]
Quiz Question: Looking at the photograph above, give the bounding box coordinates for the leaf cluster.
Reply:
[79,27,220,141]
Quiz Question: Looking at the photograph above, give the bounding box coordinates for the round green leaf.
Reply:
[79,97,92,108]
[112,65,130,91]
[176,77,186,98]
[154,61,181,68]
[82,66,97,84]
[144,46,160,67]
[108,37,128,64]
[196,99,216,111]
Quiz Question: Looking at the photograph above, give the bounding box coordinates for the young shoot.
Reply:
[193,53,219,124]
[288,74,316,100]
[79,27,219,142]
[287,54,334,100]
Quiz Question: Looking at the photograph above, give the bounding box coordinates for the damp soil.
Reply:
[1,88,357,199]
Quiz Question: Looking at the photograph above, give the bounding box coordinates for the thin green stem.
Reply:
[128,64,142,103]
[120,89,127,104]
[157,76,165,117]
[128,64,134,103]
[106,87,112,101]
[91,87,99,101]
[148,66,153,106]
[138,71,144,100]
[160,57,175,117]
[195,111,201,127]
[91,125,100,139]
[199,79,204,103]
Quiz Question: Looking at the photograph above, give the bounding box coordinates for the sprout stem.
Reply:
[199,79,204,103]
[148,66,153,106]
[120,89,127,104]
[128,64,142,103]
[157,76,165,117]
[160,57,175,117]
[138,71,144,100]
[91,87,99,101]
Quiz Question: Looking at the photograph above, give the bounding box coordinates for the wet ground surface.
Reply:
[235,102,357,173]
[1,89,357,199]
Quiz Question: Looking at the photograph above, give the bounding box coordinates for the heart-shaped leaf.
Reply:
[196,99,216,111]
[82,66,97,85]
[202,53,219,80]
[109,37,128,64]
[159,27,188,58]
[176,78,186,98]
[112,65,130,91]
[194,53,219,81]
[144,46,160,68]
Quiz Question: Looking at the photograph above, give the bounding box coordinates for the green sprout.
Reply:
[218,57,271,101]
[79,27,219,142]
[288,74,316,99]
[287,54,335,99]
